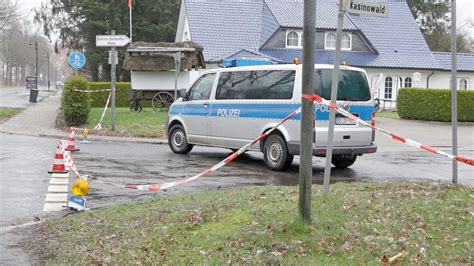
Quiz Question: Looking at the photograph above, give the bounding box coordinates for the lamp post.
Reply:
[29,40,38,79]
[45,52,50,90]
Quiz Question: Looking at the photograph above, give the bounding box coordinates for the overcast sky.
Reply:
[17,0,474,38]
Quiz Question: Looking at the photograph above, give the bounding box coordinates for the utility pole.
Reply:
[323,0,345,194]
[46,52,50,90]
[111,30,117,131]
[450,0,458,184]
[299,0,316,222]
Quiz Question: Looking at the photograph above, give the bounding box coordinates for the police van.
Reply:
[167,64,377,171]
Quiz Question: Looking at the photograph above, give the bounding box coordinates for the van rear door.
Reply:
[314,69,374,147]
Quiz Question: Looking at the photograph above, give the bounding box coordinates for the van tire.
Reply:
[263,134,293,171]
[331,154,357,168]
[168,124,193,154]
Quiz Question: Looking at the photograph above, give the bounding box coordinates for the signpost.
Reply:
[96,35,131,47]
[322,0,389,195]
[96,32,131,131]
[68,51,86,70]
[25,76,37,90]
[344,0,388,17]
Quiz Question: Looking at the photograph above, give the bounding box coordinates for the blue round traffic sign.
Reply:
[69,51,86,69]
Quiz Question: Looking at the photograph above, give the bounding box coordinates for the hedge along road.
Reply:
[64,116,473,209]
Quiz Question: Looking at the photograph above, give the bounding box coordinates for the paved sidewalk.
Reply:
[0,89,167,144]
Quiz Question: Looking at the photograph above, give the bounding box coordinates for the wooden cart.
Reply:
[123,41,205,111]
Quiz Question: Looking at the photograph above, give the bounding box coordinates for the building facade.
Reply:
[172,0,473,109]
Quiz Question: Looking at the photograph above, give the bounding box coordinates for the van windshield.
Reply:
[315,69,371,101]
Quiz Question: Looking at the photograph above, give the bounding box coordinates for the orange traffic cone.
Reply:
[65,127,80,152]
[48,143,68,174]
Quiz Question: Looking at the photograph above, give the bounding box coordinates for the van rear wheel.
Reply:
[331,154,357,168]
[263,134,293,171]
[168,124,193,154]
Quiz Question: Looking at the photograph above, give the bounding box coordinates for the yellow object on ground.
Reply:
[71,178,89,196]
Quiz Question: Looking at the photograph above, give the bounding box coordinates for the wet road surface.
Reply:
[0,130,472,264]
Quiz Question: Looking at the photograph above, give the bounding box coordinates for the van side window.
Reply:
[216,70,295,100]
[188,73,216,101]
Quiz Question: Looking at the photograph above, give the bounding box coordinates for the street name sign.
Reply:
[345,0,389,17]
[68,51,86,69]
[96,35,131,47]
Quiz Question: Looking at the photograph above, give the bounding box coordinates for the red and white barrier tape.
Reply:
[87,107,302,191]
[59,140,83,178]
[93,90,112,131]
[302,94,474,167]
[74,88,111,93]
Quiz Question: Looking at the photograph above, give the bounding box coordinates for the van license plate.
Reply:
[335,114,358,125]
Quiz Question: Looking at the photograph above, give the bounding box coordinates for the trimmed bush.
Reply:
[397,88,474,122]
[62,76,90,126]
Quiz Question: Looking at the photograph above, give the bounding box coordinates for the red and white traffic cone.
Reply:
[65,127,80,152]
[48,143,68,174]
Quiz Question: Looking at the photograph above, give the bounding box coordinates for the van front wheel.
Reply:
[331,154,357,168]
[168,124,193,154]
[263,134,293,171]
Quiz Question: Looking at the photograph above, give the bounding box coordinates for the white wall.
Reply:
[365,68,473,110]
[131,70,200,91]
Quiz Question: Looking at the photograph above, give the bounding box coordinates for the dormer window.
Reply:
[325,32,352,50]
[286,31,300,48]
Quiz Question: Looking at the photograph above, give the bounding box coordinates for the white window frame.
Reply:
[459,78,468,90]
[324,32,352,51]
[286,30,302,48]
[384,77,393,99]
[404,77,412,88]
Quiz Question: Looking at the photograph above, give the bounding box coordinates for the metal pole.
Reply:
[299,0,316,222]
[47,52,50,91]
[129,3,133,43]
[173,52,181,100]
[323,0,345,195]
[35,41,38,80]
[451,0,458,184]
[111,31,116,131]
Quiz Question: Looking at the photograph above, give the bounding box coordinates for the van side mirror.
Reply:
[179,88,188,101]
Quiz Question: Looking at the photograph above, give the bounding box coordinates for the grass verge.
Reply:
[85,107,167,138]
[0,107,24,123]
[376,111,400,119]
[43,182,473,264]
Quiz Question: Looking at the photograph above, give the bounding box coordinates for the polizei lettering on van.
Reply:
[217,108,241,118]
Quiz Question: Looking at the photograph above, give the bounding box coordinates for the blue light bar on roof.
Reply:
[222,57,274,67]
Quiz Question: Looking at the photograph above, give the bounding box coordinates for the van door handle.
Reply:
[203,102,209,108]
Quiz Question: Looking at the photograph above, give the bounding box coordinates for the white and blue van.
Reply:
[167,64,377,171]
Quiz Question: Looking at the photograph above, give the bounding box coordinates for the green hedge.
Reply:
[397,88,474,122]
[62,76,90,126]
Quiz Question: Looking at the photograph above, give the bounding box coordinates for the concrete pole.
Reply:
[111,31,117,131]
[323,0,345,194]
[299,0,316,222]
[451,0,458,184]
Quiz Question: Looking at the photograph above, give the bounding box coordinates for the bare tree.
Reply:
[0,0,18,32]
